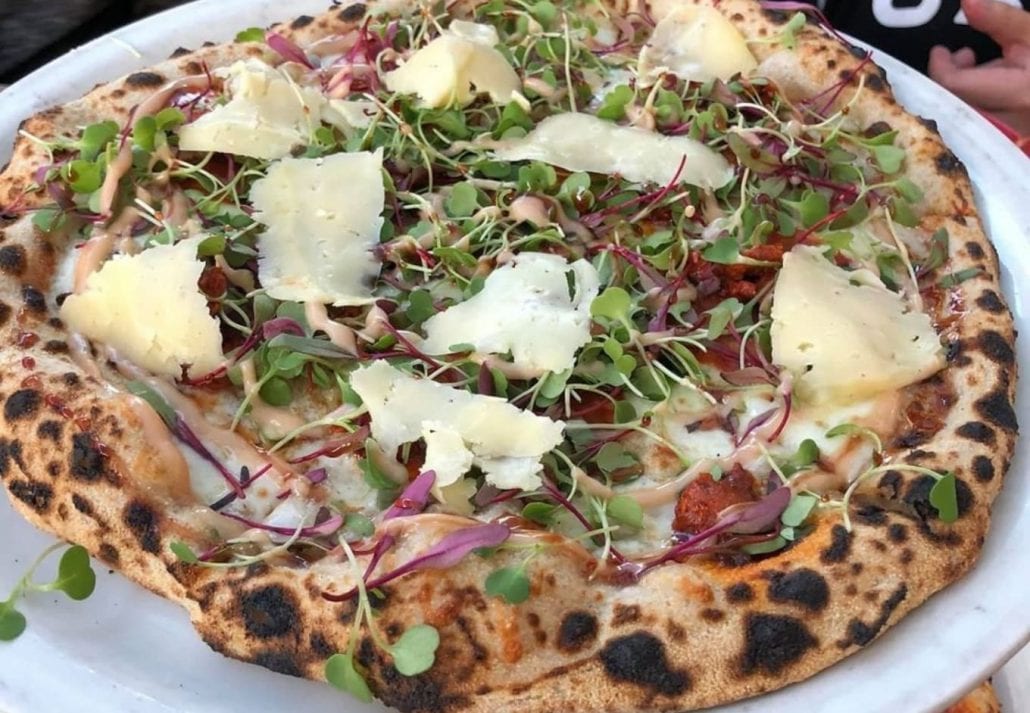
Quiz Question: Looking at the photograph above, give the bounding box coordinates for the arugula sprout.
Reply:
[485,566,531,604]
[0,543,97,642]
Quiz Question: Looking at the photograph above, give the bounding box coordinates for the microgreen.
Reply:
[485,566,531,604]
[606,495,643,529]
[235,27,265,42]
[389,624,441,675]
[702,237,740,264]
[938,267,980,288]
[929,472,959,523]
[0,543,97,642]
[780,493,818,527]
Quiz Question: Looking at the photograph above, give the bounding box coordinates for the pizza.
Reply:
[0,0,1018,710]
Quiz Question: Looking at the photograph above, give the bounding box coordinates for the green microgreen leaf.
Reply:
[778,11,807,49]
[704,298,742,340]
[521,502,557,525]
[133,116,158,152]
[62,159,102,193]
[389,624,440,676]
[590,286,632,324]
[529,0,558,27]
[0,606,27,642]
[51,546,96,600]
[894,177,923,204]
[197,234,227,257]
[445,182,479,218]
[170,540,200,564]
[517,162,557,192]
[938,267,980,288]
[780,438,819,476]
[125,380,177,428]
[740,536,788,555]
[78,120,119,161]
[405,289,437,326]
[594,443,637,475]
[780,493,818,528]
[485,566,531,604]
[361,440,399,491]
[495,101,533,136]
[596,85,634,121]
[32,207,67,234]
[607,495,643,529]
[539,369,571,399]
[259,377,293,406]
[325,652,373,702]
[344,513,376,539]
[702,237,740,264]
[235,27,265,42]
[871,144,905,174]
[929,473,959,523]
[921,227,949,273]
[613,400,637,424]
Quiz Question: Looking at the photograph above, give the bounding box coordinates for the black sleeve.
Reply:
[817,0,1030,74]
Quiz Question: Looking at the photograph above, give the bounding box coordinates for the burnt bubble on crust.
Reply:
[338,3,367,22]
[290,14,315,28]
[22,285,46,313]
[123,500,161,553]
[599,632,691,696]
[726,582,754,603]
[956,421,996,445]
[8,479,53,513]
[124,71,165,87]
[972,455,995,482]
[978,331,1015,365]
[976,290,1006,314]
[70,433,105,482]
[4,389,41,421]
[0,244,26,275]
[767,569,830,612]
[740,614,818,676]
[557,611,598,652]
[241,585,300,639]
[252,651,303,677]
[974,389,1018,433]
[839,584,908,648]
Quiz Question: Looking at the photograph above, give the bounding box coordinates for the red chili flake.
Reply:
[16,331,39,348]
[21,356,36,369]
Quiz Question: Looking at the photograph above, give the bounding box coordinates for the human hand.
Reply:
[928,0,1030,135]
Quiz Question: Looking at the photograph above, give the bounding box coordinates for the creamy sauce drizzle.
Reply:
[125,394,193,502]
[305,301,358,355]
[239,358,305,439]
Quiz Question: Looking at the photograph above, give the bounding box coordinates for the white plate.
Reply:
[0,3,1027,712]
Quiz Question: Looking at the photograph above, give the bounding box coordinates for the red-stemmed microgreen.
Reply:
[0,543,96,642]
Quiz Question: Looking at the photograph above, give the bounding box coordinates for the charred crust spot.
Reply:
[185,61,204,74]
[70,433,105,482]
[965,241,985,259]
[611,603,641,626]
[310,633,334,657]
[893,430,929,448]
[900,548,914,564]
[917,116,939,132]
[726,582,754,603]
[22,285,46,313]
[978,331,1014,365]
[975,390,1017,432]
[339,3,367,22]
[46,461,60,477]
[4,389,41,421]
[827,59,837,70]
[62,372,80,387]
[241,585,299,639]
[820,525,852,563]
[123,501,161,553]
[599,632,691,696]
[741,614,817,676]
[956,421,995,445]
[865,73,885,91]
[767,569,829,611]
[878,470,902,497]
[98,543,119,564]
[43,340,69,354]
[0,438,25,478]
[888,523,908,543]
[377,663,465,713]
[839,584,907,647]
[972,455,995,482]
[0,245,26,275]
[935,150,964,174]
[290,14,315,28]
[855,505,887,526]
[667,621,687,642]
[905,475,973,520]
[170,46,191,58]
[125,71,165,87]
[976,290,1005,313]
[558,611,598,652]
[8,479,53,512]
[0,302,10,326]
[71,493,93,516]
[846,43,867,59]
[253,651,302,677]
[700,608,725,622]
[906,449,935,461]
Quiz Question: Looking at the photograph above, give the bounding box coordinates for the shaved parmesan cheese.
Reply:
[422,425,474,490]
[178,59,327,159]
[324,99,377,131]
[421,253,600,374]
[60,237,222,378]
[250,151,385,306]
[384,23,519,108]
[638,6,757,86]
[494,113,734,190]
[350,362,564,491]
[771,245,944,404]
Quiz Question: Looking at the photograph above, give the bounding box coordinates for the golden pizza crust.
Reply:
[0,1,1017,711]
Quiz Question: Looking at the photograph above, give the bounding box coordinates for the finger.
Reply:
[986,109,1030,136]
[954,47,977,68]
[930,63,1030,111]
[928,46,958,80]
[1006,43,1030,69]
[961,0,1030,50]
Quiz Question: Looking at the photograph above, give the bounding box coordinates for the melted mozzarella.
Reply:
[771,245,944,404]
[421,253,600,374]
[350,362,564,491]
[638,6,757,86]
[493,113,734,190]
[60,237,222,378]
[250,151,385,306]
